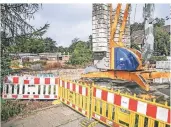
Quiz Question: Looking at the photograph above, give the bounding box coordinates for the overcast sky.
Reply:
[29,4,170,47]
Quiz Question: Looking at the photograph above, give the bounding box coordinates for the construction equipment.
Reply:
[82,4,170,95]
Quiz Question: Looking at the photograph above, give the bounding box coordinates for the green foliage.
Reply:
[1,100,26,121]
[69,41,92,66]
[11,60,20,67]
[130,43,141,51]
[1,4,47,88]
[130,22,144,35]
[1,44,12,87]
[154,18,165,27]
[1,4,49,38]
[56,46,69,53]
[9,37,45,53]
[154,26,170,56]
[149,56,167,62]
[8,36,57,54]
[130,18,170,56]
[144,56,167,64]
[44,37,57,52]
[68,38,80,53]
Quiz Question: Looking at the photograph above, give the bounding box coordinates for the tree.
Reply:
[1,4,47,86]
[154,18,165,27]
[1,4,49,38]
[130,22,144,35]
[56,46,68,53]
[68,38,80,53]
[44,37,57,52]
[69,41,92,66]
[154,26,170,56]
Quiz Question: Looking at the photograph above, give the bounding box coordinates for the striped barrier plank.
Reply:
[59,97,87,116]
[3,76,59,100]
[92,113,122,127]
[59,80,88,96]
[93,87,170,124]
[4,76,58,85]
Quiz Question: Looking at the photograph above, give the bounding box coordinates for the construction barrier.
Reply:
[2,76,171,127]
[92,85,170,127]
[58,79,91,118]
[3,76,59,99]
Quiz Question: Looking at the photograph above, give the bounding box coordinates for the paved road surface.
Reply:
[2,105,106,127]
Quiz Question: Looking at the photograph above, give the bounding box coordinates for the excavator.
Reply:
[81,4,170,99]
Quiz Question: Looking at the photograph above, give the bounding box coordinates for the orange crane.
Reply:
[82,4,170,91]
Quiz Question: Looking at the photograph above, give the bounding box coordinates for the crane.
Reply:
[82,4,170,92]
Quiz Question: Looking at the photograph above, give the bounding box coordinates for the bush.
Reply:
[11,60,20,67]
[1,100,26,121]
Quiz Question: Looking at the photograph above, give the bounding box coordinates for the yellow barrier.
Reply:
[57,79,171,127]
[58,79,91,118]
[91,85,170,127]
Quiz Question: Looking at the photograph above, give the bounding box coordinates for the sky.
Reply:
[29,4,170,47]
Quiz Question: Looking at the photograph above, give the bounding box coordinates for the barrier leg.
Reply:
[138,116,145,127]
[158,122,166,127]
[114,107,119,124]
[102,102,106,117]
[108,104,113,120]
[147,118,154,127]
[129,112,136,127]
[91,97,95,119]
[96,100,101,115]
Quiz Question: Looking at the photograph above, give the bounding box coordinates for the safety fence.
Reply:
[3,76,59,99]
[58,79,91,118]
[2,76,171,127]
[92,85,170,127]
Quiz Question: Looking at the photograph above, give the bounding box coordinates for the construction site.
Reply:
[1,3,171,127]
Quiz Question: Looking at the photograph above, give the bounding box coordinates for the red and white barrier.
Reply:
[93,87,170,124]
[58,79,89,117]
[59,97,87,116]
[2,76,59,100]
[92,113,122,127]
[59,80,88,96]
[4,76,57,85]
